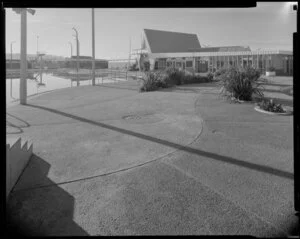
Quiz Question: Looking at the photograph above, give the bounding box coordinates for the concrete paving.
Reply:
[6,79,298,236]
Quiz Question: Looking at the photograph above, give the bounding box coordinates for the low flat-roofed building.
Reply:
[6,59,32,69]
[65,56,108,69]
[135,29,293,76]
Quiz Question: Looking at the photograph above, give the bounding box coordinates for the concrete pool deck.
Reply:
[6,79,298,236]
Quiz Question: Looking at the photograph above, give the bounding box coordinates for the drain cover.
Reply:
[122,113,163,124]
[122,115,143,120]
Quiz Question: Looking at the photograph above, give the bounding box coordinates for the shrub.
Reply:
[143,61,150,72]
[182,75,210,84]
[139,71,163,92]
[155,76,169,88]
[267,66,276,72]
[218,66,264,101]
[207,72,214,82]
[164,68,185,85]
[257,99,285,113]
[213,68,228,81]
[129,62,139,71]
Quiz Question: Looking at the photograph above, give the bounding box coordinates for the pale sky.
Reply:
[5,2,297,59]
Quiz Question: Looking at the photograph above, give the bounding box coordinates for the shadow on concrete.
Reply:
[25,103,293,180]
[286,217,300,237]
[6,154,88,236]
[95,82,139,91]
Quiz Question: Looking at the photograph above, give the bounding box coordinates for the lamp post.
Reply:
[12,8,35,105]
[91,8,95,86]
[10,41,16,98]
[68,41,73,58]
[37,35,39,54]
[72,27,80,86]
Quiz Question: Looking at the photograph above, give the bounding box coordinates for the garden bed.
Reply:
[254,106,292,115]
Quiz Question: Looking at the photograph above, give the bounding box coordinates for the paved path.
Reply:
[6,80,298,236]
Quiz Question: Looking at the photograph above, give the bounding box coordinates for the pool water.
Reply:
[6,73,127,104]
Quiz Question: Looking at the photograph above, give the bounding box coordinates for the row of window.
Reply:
[154,57,292,71]
[155,59,194,70]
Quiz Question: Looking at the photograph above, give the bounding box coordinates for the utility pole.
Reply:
[10,41,15,99]
[73,27,80,86]
[12,8,35,105]
[20,9,27,104]
[92,8,95,86]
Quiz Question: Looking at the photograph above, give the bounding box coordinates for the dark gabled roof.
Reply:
[198,46,251,52]
[144,29,201,53]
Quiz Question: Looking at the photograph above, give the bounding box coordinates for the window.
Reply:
[186,61,193,67]
[158,59,166,69]
[176,62,182,68]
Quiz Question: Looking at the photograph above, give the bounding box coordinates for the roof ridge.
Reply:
[144,28,198,36]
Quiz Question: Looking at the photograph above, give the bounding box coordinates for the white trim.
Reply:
[148,50,292,59]
[143,30,152,53]
[254,106,292,116]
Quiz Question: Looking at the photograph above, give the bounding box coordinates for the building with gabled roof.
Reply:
[135,29,293,76]
[143,29,201,53]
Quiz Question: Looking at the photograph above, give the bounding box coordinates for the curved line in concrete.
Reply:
[6,113,31,128]
[15,94,205,192]
[6,121,24,134]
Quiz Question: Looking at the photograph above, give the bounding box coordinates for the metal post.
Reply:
[68,42,73,58]
[128,37,131,74]
[20,9,27,105]
[73,27,80,86]
[10,41,15,99]
[92,8,95,86]
[77,38,79,86]
[37,36,39,53]
[39,55,43,84]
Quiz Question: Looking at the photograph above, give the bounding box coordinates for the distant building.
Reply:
[65,56,108,69]
[6,59,32,69]
[136,29,293,76]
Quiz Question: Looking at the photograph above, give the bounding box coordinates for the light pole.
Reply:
[91,8,95,86]
[37,35,39,54]
[128,37,131,72]
[12,8,36,105]
[68,41,73,58]
[10,41,16,98]
[72,27,80,86]
[293,2,299,213]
